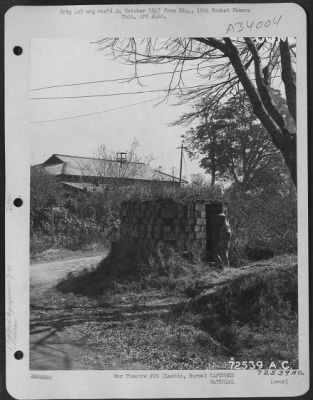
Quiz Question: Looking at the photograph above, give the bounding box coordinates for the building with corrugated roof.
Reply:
[31,154,186,193]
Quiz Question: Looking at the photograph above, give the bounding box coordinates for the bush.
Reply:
[30,196,120,253]
[226,180,297,265]
[56,216,101,249]
[245,247,274,261]
[57,239,207,295]
[116,182,223,204]
[30,236,55,256]
[194,263,298,356]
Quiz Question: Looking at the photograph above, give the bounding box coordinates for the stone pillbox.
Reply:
[119,199,224,255]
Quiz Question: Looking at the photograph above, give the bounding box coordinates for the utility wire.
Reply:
[31,95,164,123]
[30,84,208,100]
[31,66,209,91]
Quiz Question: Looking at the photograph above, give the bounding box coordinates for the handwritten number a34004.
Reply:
[226,16,282,34]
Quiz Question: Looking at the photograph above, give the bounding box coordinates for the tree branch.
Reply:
[244,38,287,132]
[193,38,227,55]
[280,39,297,122]
[222,38,285,149]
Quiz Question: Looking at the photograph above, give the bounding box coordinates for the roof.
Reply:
[33,153,186,183]
[61,182,109,192]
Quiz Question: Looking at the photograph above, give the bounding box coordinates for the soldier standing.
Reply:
[214,213,231,269]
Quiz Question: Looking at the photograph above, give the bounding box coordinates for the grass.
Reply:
[56,242,298,370]
[120,183,223,204]
[57,239,208,296]
[185,262,298,367]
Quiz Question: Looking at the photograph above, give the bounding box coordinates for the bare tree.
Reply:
[93,142,141,181]
[95,38,297,186]
[76,140,156,194]
[93,139,154,180]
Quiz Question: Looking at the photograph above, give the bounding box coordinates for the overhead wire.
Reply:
[30,66,210,92]
[31,95,165,123]
[30,84,210,100]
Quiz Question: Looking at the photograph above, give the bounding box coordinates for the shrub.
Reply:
[121,182,223,203]
[194,263,298,355]
[57,239,207,295]
[30,198,120,253]
[56,216,101,249]
[226,180,297,265]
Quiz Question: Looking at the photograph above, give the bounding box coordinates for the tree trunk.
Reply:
[280,134,297,186]
[205,113,216,187]
[280,39,297,122]
[223,38,297,187]
[210,147,216,187]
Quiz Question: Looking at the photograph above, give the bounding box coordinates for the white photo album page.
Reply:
[5,3,309,399]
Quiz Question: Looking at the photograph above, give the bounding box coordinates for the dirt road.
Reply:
[30,250,147,370]
[30,252,103,369]
[31,254,104,292]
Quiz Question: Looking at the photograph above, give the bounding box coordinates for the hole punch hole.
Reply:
[13,198,23,207]
[14,351,24,360]
[13,46,23,56]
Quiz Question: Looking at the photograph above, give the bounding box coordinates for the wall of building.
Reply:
[58,174,180,188]
[120,199,212,252]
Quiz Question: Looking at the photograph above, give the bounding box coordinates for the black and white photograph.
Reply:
[5,4,309,399]
[29,34,299,369]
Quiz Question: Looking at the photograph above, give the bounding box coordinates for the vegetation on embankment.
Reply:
[187,259,298,368]
[57,249,298,369]
[57,240,207,295]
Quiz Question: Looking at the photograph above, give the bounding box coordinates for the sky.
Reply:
[30,38,205,180]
